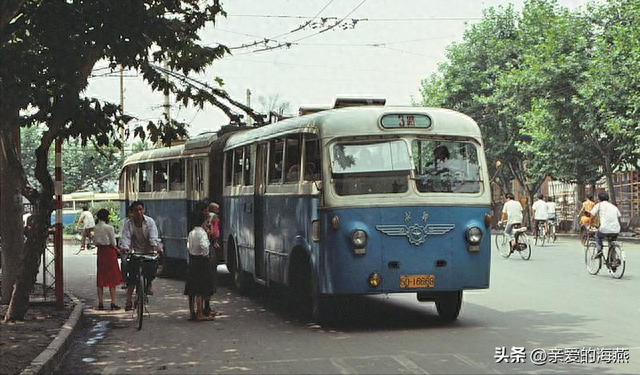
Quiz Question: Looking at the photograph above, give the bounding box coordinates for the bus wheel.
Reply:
[435,291,462,322]
[229,239,250,294]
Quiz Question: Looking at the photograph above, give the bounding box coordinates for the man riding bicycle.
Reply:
[532,193,548,239]
[589,192,621,257]
[546,196,557,234]
[119,201,161,311]
[501,193,523,251]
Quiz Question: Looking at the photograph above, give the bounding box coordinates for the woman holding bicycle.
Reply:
[184,209,215,322]
[94,209,122,310]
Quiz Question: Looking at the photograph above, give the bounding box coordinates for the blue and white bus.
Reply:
[222,106,492,321]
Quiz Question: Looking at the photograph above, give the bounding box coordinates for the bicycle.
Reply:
[534,220,547,247]
[495,222,531,260]
[74,229,95,254]
[585,234,625,279]
[548,218,557,243]
[127,251,159,330]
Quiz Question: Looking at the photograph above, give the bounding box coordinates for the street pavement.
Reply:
[55,237,640,374]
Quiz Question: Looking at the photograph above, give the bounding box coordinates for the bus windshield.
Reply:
[412,140,482,193]
[330,140,411,195]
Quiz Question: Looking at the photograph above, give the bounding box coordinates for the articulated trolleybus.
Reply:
[223,105,492,321]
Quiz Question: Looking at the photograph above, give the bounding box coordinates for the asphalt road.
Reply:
[55,237,640,374]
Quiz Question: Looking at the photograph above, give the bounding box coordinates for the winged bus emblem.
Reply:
[376,223,455,246]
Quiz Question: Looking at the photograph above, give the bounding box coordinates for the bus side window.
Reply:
[119,169,126,194]
[268,138,284,184]
[243,145,255,186]
[224,151,233,187]
[153,161,168,192]
[129,166,138,193]
[169,159,185,191]
[233,148,244,186]
[284,136,301,184]
[304,136,321,181]
[139,163,152,192]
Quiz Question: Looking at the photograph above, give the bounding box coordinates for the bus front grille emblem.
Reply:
[376,213,455,246]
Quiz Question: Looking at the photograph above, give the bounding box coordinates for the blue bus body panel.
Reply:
[319,206,491,295]
[128,199,189,261]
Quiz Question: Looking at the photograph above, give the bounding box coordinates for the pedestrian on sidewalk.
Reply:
[203,201,220,317]
[185,207,215,321]
[94,208,122,310]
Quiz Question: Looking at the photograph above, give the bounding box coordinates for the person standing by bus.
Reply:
[119,201,161,311]
[203,201,220,317]
[94,209,122,310]
[185,209,215,321]
[76,206,95,251]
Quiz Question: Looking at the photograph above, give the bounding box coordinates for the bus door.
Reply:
[254,143,268,279]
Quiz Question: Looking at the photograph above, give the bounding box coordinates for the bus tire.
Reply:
[435,290,462,322]
[229,238,250,294]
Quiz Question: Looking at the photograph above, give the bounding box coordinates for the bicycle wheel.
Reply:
[136,273,144,330]
[495,232,511,258]
[608,245,625,279]
[552,226,557,242]
[518,234,531,260]
[585,242,601,275]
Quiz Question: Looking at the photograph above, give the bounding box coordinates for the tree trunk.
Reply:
[602,154,617,205]
[4,136,55,321]
[572,183,585,232]
[0,127,23,305]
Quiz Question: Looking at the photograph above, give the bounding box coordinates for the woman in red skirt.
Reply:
[94,209,122,310]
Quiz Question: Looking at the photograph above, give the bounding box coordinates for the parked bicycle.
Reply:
[495,222,531,260]
[585,234,625,279]
[127,251,159,330]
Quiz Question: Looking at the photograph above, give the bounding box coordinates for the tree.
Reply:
[21,126,123,193]
[576,0,640,203]
[1,0,230,320]
[257,93,292,116]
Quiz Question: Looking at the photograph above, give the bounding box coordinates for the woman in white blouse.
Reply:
[94,209,122,310]
[184,209,215,321]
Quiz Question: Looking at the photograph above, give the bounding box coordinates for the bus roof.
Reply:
[225,106,481,150]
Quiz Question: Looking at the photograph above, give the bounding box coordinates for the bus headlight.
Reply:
[351,229,368,248]
[466,227,482,245]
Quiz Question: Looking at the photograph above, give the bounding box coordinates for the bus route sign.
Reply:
[381,114,432,129]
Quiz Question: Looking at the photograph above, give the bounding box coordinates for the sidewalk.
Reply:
[0,286,82,375]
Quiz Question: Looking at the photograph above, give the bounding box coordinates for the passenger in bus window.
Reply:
[286,164,300,182]
[185,205,215,321]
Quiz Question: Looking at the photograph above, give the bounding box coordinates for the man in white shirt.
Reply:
[119,201,161,310]
[546,196,557,233]
[531,194,549,239]
[75,206,95,250]
[501,193,524,251]
[590,192,621,256]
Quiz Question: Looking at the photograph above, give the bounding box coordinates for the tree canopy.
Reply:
[418,0,640,206]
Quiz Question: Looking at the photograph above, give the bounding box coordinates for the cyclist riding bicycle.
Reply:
[500,193,523,252]
[546,196,557,233]
[579,194,597,231]
[532,193,548,239]
[76,206,95,251]
[119,201,161,311]
[589,192,621,257]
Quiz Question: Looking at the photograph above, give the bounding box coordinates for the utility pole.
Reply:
[119,66,125,157]
[163,63,171,130]
[246,89,252,127]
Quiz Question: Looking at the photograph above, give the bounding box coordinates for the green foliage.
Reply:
[418,0,639,201]
[90,201,121,233]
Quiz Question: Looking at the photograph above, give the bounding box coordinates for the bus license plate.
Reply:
[400,275,435,289]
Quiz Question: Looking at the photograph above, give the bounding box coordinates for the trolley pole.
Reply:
[54,138,64,309]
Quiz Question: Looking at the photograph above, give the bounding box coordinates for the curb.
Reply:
[20,293,84,375]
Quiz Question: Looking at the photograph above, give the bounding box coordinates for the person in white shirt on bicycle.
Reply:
[532,193,549,239]
[589,192,621,257]
[501,193,524,251]
[546,196,557,233]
